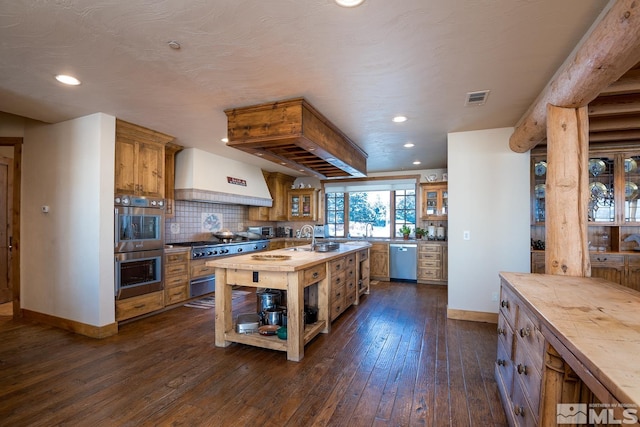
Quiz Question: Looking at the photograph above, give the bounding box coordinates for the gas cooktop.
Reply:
[170,238,270,259]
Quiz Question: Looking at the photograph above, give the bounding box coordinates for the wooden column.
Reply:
[545,105,591,276]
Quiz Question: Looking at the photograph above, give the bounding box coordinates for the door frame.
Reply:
[0,137,22,317]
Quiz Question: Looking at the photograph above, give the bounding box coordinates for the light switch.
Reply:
[463,230,471,240]
[41,205,50,213]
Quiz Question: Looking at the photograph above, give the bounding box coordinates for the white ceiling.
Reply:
[0,0,608,176]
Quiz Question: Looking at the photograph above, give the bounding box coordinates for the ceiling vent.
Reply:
[465,90,490,106]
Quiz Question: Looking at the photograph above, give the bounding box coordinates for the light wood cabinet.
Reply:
[329,253,357,321]
[164,142,183,218]
[626,255,640,292]
[248,172,295,221]
[420,183,448,220]
[115,119,174,197]
[115,291,164,322]
[590,253,625,284]
[417,242,447,284]
[355,248,370,304]
[370,242,389,280]
[288,188,318,221]
[164,248,189,306]
[531,252,545,274]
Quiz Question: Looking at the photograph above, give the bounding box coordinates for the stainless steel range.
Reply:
[172,237,270,298]
[173,238,271,260]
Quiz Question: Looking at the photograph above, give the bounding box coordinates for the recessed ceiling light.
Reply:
[55,74,81,86]
[404,143,415,148]
[413,161,421,165]
[392,115,407,123]
[335,0,365,7]
[221,137,229,143]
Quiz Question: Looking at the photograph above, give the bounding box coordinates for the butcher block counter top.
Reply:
[207,241,371,271]
[499,272,640,415]
[207,242,371,361]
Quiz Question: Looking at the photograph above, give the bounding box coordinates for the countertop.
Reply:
[271,237,447,244]
[500,271,640,407]
[206,241,372,272]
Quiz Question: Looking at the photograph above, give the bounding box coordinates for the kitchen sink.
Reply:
[313,242,341,252]
[285,247,313,252]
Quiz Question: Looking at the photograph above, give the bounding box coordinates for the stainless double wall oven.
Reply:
[114,195,165,300]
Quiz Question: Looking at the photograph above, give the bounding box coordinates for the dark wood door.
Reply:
[0,156,12,303]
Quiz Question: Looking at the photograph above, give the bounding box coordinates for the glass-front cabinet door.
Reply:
[287,189,317,221]
[420,183,448,220]
[588,155,615,223]
[532,158,547,223]
[624,155,640,223]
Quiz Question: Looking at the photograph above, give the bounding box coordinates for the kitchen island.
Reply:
[207,241,371,361]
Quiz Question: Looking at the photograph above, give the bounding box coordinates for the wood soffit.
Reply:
[224,98,367,180]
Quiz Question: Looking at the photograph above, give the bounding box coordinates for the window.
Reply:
[323,178,417,238]
[325,192,345,237]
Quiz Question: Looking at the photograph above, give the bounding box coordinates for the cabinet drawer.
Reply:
[357,249,369,262]
[513,341,543,417]
[495,337,514,398]
[345,289,356,306]
[165,285,188,305]
[345,254,356,269]
[190,262,216,279]
[497,314,514,359]
[511,370,538,427]
[515,303,544,373]
[329,258,348,275]
[419,244,441,253]
[331,300,344,320]
[303,263,327,286]
[418,251,441,260]
[165,251,189,264]
[332,273,346,301]
[166,274,188,288]
[116,291,164,321]
[166,263,188,276]
[499,281,518,327]
[418,259,441,268]
[590,254,625,266]
[418,268,440,279]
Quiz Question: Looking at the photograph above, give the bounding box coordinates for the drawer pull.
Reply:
[517,363,528,375]
[597,257,607,262]
[500,300,509,309]
[519,327,530,338]
[336,278,341,284]
[312,272,319,279]
[496,359,506,366]
[497,327,506,336]
[134,304,145,309]
[514,406,525,417]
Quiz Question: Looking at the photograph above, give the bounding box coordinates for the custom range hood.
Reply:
[174,148,272,207]
[225,98,367,179]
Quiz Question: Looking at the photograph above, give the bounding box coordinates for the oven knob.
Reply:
[114,196,121,204]
[238,248,243,252]
[158,200,164,207]
[207,251,214,256]
[150,200,157,206]
[121,196,130,205]
[222,249,229,254]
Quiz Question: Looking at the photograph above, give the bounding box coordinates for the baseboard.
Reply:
[22,309,118,338]
[447,307,498,324]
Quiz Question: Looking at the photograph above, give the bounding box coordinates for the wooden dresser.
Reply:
[496,272,640,426]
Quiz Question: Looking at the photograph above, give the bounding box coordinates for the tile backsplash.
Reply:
[165,201,248,243]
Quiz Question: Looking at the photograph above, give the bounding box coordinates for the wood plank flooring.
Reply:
[0,282,507,426]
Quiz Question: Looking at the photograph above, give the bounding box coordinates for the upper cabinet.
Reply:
[248,172,295,221]
[288,188,318,221]
[420,183,448,220]
[532,148,640,226]
[115,119,174,197]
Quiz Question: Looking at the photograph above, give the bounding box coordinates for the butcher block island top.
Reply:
[500,272,640,410]
[207,242,371,361]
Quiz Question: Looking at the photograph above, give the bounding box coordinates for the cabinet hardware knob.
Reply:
[517,363,528,375]
[514,406,525,417]
[312,272,319,279]
[496,359,506,366]
[497,327,506,336]
[500,300,509,309]
[519,327,530,338]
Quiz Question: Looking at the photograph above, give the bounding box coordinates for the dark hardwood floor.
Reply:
[0,282,507,426]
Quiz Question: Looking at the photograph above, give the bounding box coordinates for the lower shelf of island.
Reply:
[224,320,327,352]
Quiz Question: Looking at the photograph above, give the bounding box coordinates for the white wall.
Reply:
[22,113,116,326]
[448,128,530,315]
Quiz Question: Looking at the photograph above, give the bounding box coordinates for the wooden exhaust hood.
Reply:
[224,98,367,179]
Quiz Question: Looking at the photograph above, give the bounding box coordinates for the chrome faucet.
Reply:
[365,223,373,238]
[300,224,316,249]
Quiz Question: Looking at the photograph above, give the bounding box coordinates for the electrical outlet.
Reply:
[491,292,499,302]
[170,223,180,234]
[463,230,471,240]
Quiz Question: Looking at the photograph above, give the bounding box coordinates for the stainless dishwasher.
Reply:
[389,243,417,281]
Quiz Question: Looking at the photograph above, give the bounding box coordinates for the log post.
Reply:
[545,105,591,276]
